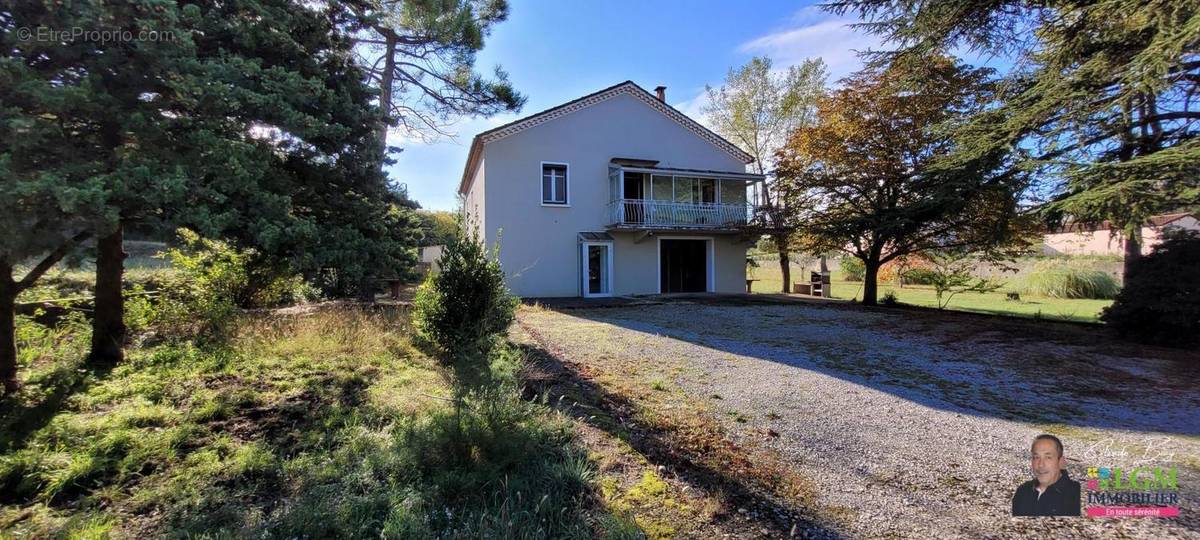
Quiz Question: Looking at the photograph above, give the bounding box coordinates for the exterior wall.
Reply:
[477,91,749,297]
[611,233,657,295]
[607,233,748,295]
[418,245,444,273]
[713,236,748,293]
[462,158,486,241]
[1042,217,1200,256]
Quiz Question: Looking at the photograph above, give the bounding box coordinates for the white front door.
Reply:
[582,242,613,297]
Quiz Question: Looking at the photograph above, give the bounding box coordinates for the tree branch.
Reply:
[16,231,91,291]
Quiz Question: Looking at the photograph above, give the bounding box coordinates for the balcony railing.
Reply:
[607,199,754,229]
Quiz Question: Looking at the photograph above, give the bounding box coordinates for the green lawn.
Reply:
[748,264,1111,323]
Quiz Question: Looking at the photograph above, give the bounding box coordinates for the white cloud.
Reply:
[672,90,713,128]
[673,9,886,130]
[737,8,883,82]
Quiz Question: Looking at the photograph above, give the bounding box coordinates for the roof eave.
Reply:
[457,136,484,195]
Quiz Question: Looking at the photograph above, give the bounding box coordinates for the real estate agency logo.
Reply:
[1086,466,1181,517]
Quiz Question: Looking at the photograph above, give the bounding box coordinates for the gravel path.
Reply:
[518,301,1200,539]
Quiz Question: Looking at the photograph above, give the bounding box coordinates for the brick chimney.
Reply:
[654,85,666,102]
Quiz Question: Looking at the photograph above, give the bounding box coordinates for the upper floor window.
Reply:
[542,162,569,205]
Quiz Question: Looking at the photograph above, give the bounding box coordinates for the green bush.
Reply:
[1102,231,1200,348]
[412,229,517,391]
[1017,260,1120,299]
[155,230,315,340]
[840,257,865,281]
[901,268,938,285]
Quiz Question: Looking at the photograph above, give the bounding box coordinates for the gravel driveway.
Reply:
[518,299,1200,539]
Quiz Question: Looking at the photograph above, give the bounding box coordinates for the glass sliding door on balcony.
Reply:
[622,172,647,224]
[695,178,716,205]
[720,179,747,205]
[674,177,694,204]
[650,175,673,223]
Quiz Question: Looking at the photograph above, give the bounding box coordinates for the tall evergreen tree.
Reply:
[340,0,524,295]
[827,0,1200,278]
[1,0,421,388]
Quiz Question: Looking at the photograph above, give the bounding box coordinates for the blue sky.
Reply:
[389,1,891,211]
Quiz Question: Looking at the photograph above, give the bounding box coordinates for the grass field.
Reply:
[2,303,631,537]
[748,263,1112,323]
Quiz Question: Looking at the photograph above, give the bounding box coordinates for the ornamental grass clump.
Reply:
[1018,260,1120,299]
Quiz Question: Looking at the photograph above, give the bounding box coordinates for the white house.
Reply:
[458,81,765,298]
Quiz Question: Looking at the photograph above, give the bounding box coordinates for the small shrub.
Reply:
[412,229,517,391]
[1018,260,1120,299]
[840,257,865,281]
[880,291,899,306]
[918,250,1002,309]
[1102,230,1200,348]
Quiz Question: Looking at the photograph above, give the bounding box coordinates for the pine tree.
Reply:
[0,0,423,388]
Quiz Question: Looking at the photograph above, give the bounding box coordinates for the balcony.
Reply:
[605,161,765,231]
[607,199,755,230]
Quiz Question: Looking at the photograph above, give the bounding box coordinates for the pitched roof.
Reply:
[1150,212,1194,227]
[457,81,755,194]
[1049,212,1196,233]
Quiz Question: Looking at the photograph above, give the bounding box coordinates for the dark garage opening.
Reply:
[660,239,707,293]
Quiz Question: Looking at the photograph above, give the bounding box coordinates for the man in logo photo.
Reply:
[1012,434,1081,516]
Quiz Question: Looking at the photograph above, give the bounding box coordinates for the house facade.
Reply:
[1041,213,1199,256]
[458,81,765,298]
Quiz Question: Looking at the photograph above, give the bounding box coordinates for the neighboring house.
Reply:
[1042,213,1200,256]
[418,245,444,274]
[458,81,765,298]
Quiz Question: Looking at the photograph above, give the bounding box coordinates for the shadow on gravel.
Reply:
[513,331,848,540]
[536,295,1200,438]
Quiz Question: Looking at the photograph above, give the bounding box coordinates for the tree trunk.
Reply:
[91,224,126,365]
[776,237,791,294]
[0,265,17,394]
[862,259,880,306]
[1122,234,1141,284]
[377,33,397,156]
[357,275,376,303]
